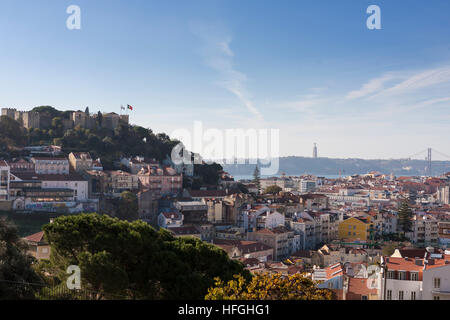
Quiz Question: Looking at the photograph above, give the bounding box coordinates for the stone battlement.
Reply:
[1,108,128,130]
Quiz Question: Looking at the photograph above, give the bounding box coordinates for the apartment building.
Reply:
[248,226,300,261]
[438,221,450,248]
[137,166,182,198]
[0,161,10,201]
[299,193,328,210]
[103,170,139,196]
[174,200,208,224]
[299,180,317,193]
[158,211,183,228]
[69,152,93,173]
[289,213,319,250]
[121,156,160,174]
[8,158,35,173]
[409,214,439,247]
[436,185,450,204]
[338,217,373,241]
[32,157,70,175]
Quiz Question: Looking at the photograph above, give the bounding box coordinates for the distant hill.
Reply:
[223,156,450,177]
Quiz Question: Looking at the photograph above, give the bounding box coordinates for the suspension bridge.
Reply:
[405,148,450,176]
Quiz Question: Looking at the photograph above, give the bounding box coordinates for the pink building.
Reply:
[137,166,182,198]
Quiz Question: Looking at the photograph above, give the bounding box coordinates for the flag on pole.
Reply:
[127,104,133,111]
[120,105,125,111]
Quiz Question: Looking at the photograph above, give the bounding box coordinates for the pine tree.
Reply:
[0,219,42,299]
[397,198,413,236]
[253,165,261,194]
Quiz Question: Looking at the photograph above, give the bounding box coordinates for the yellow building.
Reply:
[338,217,372,241]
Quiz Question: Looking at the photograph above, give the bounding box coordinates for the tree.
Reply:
[253,165,261,194]
[205,273,335,300]
[41,214,249,299]
[85,106,90,116]
[97,111,103,127]
[382,243,397,256]
[264,185,282,194]
[397,198,413,236]
[117,191,138,221]
[237,183,249,194]
[0,218,43,299]
[0,116,27,147]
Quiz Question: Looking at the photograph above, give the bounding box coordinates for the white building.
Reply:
[0,160,10,201]
[299,180,316,193]
[380,252,450,300]
[436,185,450,205]
[40,176,89,201]
[422,253,450,300]
[32,157,70,175]
[257,210,285,229]
[408,214,439,247]
[158,211,184,228]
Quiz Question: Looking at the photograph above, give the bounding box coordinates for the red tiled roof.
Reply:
[188,190,228,197]
[347,277,378,296]
[167,226,199,235]
[24,231,45,243]
[13,172,86,181]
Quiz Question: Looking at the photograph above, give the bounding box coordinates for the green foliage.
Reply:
[237,183,249,194]
[0,116,27,149]
[117,191,138,221]
[382,243,397,256]
[31,106,64,119]
[193,163,223,186]
[264,185,282,194]
[0,218,43,299]
[205,273,336,300]
[253,165,261,192]
[41,214,249,299]
[397,198,413,234]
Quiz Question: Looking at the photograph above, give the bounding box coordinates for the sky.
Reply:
[1,0,450,160]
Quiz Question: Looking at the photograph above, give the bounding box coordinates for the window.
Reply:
[434,296,440,300]
[411,291,416,300]
[434,278,441,289]
[386,290,392,300]
[410,272,418,281]
[398,291,404,300]
[398,271,407,280]
[387,271,395,279]
[361,295,368,300]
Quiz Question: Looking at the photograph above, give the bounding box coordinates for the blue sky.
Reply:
[1,0,450,160]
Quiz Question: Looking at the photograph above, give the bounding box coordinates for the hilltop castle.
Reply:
[1,108,129,130]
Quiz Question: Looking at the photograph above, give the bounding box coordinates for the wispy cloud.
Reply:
[346,66,450,101]
[346,74,394,100]
[190,22,263,121]
[377,66,450,97]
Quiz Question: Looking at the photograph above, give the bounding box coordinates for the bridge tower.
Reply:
[427,148,432,176]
